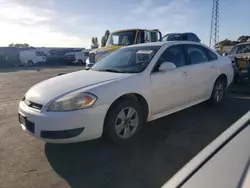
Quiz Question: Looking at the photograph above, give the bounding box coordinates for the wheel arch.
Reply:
[104,93,149,125]
[216,74,228,86]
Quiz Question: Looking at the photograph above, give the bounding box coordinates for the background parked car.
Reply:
[72,49,90,65]
[162,32,201,42]
[64,48,85,64]
[226,42,250,84]
[64,49,90,65]
[46,48,84,65]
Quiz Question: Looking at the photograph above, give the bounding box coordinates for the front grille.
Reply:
[23,97,43,110]
[89,53,95,63]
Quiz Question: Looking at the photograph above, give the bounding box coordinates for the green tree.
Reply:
[8,43,30,47]
[101,30,110,47]
[91,37,99,49]
[237,36,250,42]
[216,39,232,47]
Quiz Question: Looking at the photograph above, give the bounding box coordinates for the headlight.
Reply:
[47,92,97,112]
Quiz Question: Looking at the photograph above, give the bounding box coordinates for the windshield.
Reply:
[162,34,182,41]
[106,31,136,46]
[229,44,250,54]
[92,46,161,73]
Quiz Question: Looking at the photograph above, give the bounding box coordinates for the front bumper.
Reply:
[18,101,108,143]
[86,58,95,69]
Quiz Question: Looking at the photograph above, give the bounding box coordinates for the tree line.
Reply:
[11,31,247,50]
[90,30,110,49]
[8,43,31,48]
[217,35,250,47]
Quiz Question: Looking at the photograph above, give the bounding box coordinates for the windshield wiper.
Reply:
[99,68,122,73]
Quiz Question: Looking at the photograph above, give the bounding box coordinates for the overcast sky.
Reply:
[0,0,249,48]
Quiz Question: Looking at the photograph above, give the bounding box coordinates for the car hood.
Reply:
[25,70,131,105]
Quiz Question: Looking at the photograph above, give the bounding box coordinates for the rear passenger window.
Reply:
[158,45,186,67]
[206,48,218,61]
[186,45,209,64]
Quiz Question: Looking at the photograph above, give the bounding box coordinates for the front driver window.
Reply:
[158,45,186,67]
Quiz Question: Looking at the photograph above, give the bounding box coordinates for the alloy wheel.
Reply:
[115,107,139,139]
[214,82,224,102]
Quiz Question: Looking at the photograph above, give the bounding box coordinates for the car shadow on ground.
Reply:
[45,94,250,188]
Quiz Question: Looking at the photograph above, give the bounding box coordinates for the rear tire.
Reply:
[208,78,226,105]
[103,99,144,145]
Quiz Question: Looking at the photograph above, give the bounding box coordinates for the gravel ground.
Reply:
[0,66,249,188]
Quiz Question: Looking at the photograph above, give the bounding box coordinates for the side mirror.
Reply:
[159,62,176,71]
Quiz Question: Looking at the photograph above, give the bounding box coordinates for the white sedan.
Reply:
[18,41,234,144]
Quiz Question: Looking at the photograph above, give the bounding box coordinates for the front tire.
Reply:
[208,78,226,105]
[103,99,144,145]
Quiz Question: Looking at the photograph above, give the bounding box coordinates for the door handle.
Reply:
[183,71,189,76]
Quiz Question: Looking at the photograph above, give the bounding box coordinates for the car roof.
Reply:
[124,41,205,48]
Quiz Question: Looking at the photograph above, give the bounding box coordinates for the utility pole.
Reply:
[209,0,219,49]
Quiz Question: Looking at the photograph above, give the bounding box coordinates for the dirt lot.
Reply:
[0,66,250,188]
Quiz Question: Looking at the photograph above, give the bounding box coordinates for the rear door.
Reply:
[183,44,216,101]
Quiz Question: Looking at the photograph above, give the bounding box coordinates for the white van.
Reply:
[20,50,47,66]
[73,49,90,64]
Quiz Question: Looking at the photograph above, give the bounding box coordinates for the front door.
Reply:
[150,45,192,115]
